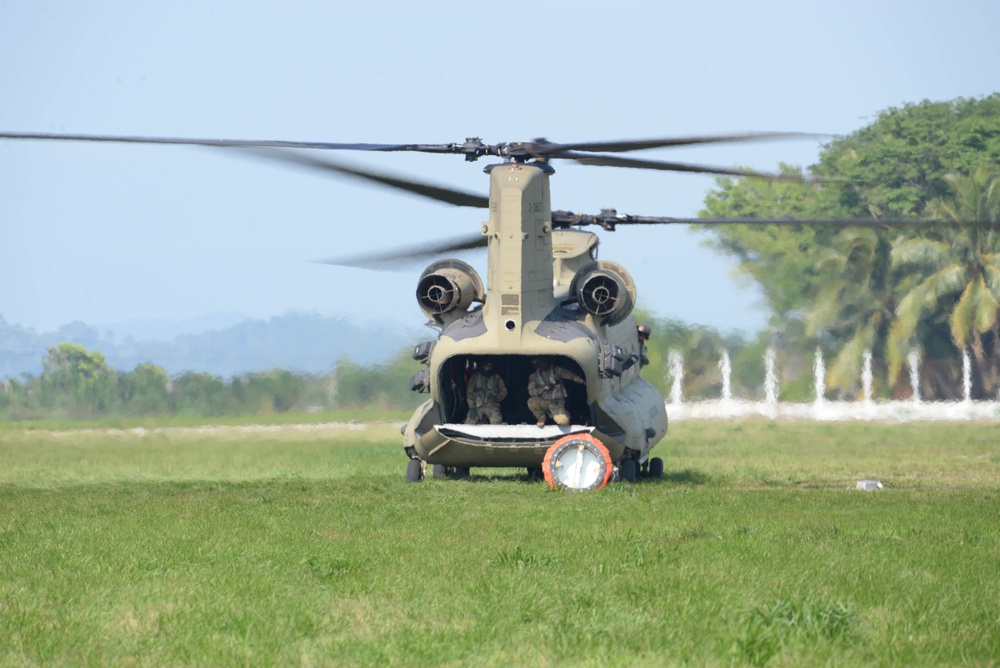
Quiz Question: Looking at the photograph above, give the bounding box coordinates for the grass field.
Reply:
[1,420,998,666]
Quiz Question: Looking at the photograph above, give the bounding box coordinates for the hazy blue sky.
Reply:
[2,1,997,338]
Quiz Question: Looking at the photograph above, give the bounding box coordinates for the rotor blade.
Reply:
[552,210,999,230]
[539,132,830,155]
[313,233,487,271]
[564,153,823,181]
[0,130,472,154]
[690,217,999,228]
[237,148,489,208]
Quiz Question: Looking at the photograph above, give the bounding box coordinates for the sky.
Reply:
[1,0,998,340]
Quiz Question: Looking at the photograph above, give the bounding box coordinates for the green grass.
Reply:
[1,420,998,666]
[0,408,414,433]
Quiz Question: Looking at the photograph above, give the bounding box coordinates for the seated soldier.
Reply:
[465,359,507,425]
[527,357,585,427]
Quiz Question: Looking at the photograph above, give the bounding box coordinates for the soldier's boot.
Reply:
[553,413,570,426]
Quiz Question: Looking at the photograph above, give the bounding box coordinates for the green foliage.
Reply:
[889,165,1000,397]
[38,342,117,417]
[699,94,1000,399]
[332,349,424,410]
[635,309,771,400]
[117,362,170,416]
[1,342,424,422]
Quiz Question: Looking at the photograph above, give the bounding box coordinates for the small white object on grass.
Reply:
[856,480,883,491]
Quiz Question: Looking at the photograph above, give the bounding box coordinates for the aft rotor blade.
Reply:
[552,210,999,230]
[539,131,829,155]
[238,148,489,208]
[0,131,468,154]
[314,233,488,271]
[690,217,999,228]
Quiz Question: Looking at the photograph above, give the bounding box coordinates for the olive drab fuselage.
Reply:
[403,162,668,469]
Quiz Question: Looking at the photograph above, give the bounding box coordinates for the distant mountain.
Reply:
[0,312,424,378]
[93,312,253,342]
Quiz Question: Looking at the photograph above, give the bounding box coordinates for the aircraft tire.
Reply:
[649,457,664,479]
[432,464,448,479]
[620,458,638,484]
[406,458,423,483]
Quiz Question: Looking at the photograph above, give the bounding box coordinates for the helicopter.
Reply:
[1,130,983,490]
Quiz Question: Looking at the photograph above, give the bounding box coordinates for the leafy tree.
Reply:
[888,166,1000,398]
[332,349,424,410]
[699,165,848,318]
[0,377,36,420]
[635,310,767,401]
[805,228,896,397]
[700,95,1000,398]
[170,372,230,417]
[118,363,171,416]
[231,370,310,413]
[38,343,117,416]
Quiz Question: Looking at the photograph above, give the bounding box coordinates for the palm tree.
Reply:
[807,228,897,397]
[888,165,1000,398]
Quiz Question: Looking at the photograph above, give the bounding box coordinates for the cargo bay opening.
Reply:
[437,354,589,426]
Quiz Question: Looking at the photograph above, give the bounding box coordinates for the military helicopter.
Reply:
[0,130,976,490]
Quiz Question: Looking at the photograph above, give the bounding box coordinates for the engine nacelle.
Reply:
[416,259,484,321]
[570,260,637,326]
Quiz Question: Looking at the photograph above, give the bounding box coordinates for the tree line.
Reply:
[1,321,767,421]
[697,95,1000,400]
[0,343,425,421]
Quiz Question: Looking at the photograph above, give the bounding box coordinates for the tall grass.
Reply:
[1,420,997,666]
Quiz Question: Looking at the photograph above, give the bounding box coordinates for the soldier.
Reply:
[465,360,507,425]
[527,357,586,427]
[637,323,651,367]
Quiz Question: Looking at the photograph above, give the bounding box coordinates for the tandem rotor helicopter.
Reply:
[0,129,972,491]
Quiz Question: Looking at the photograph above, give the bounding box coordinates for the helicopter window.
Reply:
[439,355,589,426]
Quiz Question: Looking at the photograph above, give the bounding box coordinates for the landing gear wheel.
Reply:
[648,457,664,479]
[406,458,423,483]
[619,458,638,484]
[432,464,448,479]
[542,434,613,492]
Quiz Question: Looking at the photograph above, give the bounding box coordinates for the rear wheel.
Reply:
[619,458,638,484]
[648,457,664,479]
[406,458,423,483]
[432,464,448,479]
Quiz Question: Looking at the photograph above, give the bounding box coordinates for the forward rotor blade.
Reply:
[564,153,821,181]
[237,148,489,208]
[540,131,829,155]
[0,131,464,154]
[314,233,487,271]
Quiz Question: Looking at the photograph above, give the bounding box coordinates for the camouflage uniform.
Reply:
[527,366,585,426]
[466,370,508,425]
[637,324,651,367]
